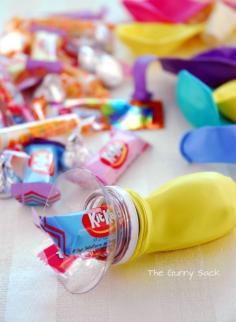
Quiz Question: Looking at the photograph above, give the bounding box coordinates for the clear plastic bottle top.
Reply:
[36,168,139,293]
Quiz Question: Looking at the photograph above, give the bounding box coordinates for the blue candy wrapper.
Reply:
[39,205,115,256]
[24,140,62,183]
[11,138,64,206]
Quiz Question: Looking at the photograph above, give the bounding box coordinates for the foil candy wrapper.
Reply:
[0,30,30,56]
[53,98,164,131]
[94,23,113,52]
[31,96,48,121]
[62,125,92,169]
[78,46,99,73]
[0,77,25,107]
[34,74,66,103]
[105,99,164,130]
[34,69,109,103]
[78,46,123,88]
[0,150,28,199]
[96,54,123,88]
[0,54,27,82]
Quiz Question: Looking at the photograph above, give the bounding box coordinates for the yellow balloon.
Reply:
[127,172,236,260]
[116,22,205,57]
[213,79,236,122]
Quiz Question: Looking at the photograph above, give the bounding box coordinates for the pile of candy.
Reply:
[0,10,165,202]
[0,12,165,141]
[0,13,120,131]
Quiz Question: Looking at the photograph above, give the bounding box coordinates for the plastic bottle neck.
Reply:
[84,186,140,264]
[126,189,152,259]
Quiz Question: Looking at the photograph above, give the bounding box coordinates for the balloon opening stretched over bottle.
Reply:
[34,169,236,294]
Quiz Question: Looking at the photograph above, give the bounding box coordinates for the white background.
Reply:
[1,1,236,322]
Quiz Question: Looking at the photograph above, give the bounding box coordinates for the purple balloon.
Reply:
[132,48,236,101]
[159,47,236,88]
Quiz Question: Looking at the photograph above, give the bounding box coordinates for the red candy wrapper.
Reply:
[38,243,108,274]
[38,244,78,274]
[129,99,164,129]
[85,130,150,185]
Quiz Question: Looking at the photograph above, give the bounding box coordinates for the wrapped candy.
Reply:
[34,74,66,104]
[33,70,109,106]
[53,97,164,131]
[31,31,61,62]
[85,130,150,185]
[38,205,113,256]
[0,114,81,150]
[29,17,96,38]
[31,96,48,121]
[51,8,107,21]
[0,29,30,56]
[62,125,92,169]
[11,138,64,206]
[78,46,123,88]
[106,99,164,130]
[38,243,80,274]
[0,75,25,108]
[0,72,34,125]
[0,100,15,127]
[78,46,99,73]
[1,122,93,203]
[0,150,28,199]
[0,54,27,85]
[95,53,123,88]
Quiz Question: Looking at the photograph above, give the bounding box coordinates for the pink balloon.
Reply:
[123,0,213,23]
[123,0,170,22]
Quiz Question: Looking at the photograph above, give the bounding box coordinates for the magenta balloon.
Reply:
[122,0,212,23]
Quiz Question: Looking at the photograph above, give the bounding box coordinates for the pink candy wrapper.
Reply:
[85,130,150,185]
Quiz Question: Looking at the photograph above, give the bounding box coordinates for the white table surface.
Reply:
[1,1,236,322]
